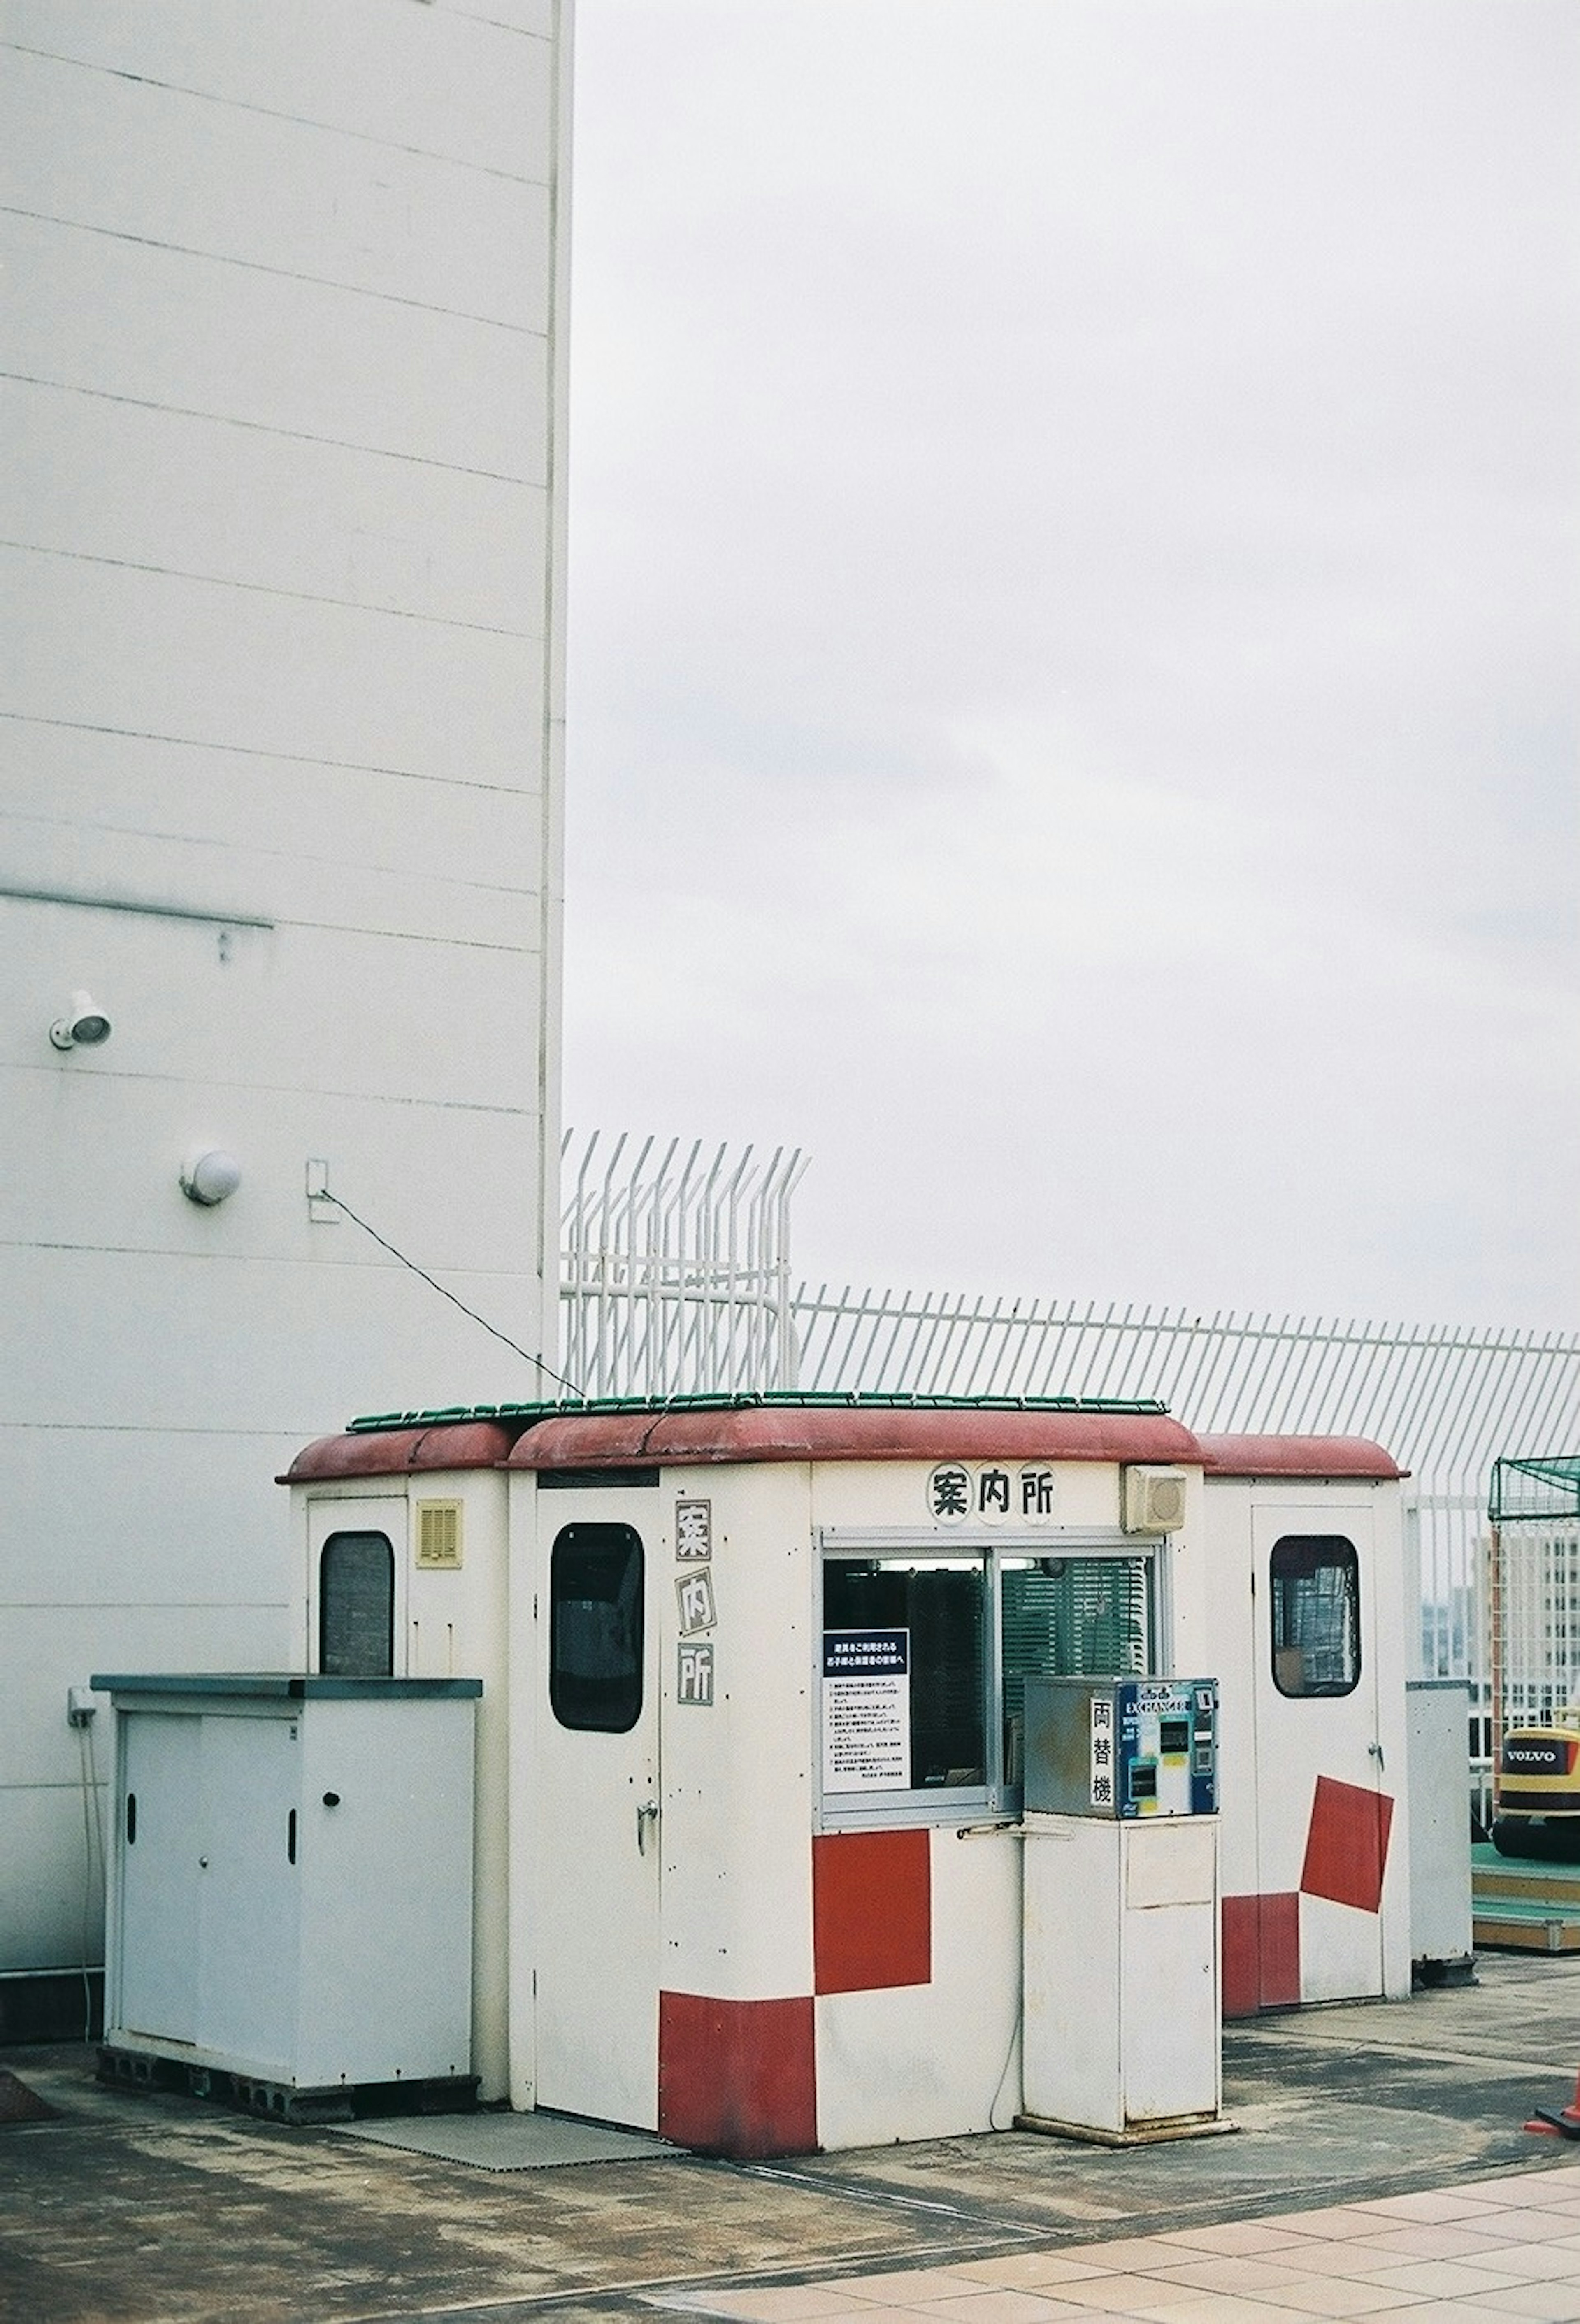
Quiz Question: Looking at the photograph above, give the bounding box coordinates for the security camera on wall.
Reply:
[49,992,112,1050]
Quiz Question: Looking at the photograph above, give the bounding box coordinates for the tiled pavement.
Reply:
[672,2173,1580,2324]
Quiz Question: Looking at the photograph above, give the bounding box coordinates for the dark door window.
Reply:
[1271,1535,1360,1697]
[319,1531,395,1677]
[550,1524,644,1732]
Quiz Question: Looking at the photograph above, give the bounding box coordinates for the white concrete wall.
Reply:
[660,1463,818,2003]
[814,1827,1024,2151]
[0,2,571,1981]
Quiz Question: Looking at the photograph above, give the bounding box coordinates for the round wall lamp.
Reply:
[180,1148,242,1207]
[50,992,112,1050]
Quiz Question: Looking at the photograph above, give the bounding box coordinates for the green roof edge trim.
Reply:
[345,1390,1172,1435]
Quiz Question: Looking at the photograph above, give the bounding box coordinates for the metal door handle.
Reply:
[1369,1741,1385,1771]
[637,1800,659,1854]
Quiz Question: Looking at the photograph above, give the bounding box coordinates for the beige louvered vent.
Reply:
[415,1499,463,1569]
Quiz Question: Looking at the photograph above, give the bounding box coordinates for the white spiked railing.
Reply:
[788,1289,1580,1501]
[560,1130,809,1402]
[560,1136,1580,1765]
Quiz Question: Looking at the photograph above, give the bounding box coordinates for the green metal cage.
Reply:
[1489,1454,1580,1524]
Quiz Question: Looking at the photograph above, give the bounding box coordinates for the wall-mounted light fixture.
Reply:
[49,992,112,1050]
[180,1148,242,1207]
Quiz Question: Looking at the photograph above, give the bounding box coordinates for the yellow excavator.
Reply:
[1493,1711,1580,1857]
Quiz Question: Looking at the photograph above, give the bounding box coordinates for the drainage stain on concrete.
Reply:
[0,2067,58,2124]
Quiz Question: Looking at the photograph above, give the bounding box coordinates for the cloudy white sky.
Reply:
[561,1,1578,1329]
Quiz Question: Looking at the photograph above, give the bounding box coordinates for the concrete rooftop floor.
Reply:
[5,1954,1580,2324]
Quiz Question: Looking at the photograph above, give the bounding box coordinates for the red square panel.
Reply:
[1300,1775,1394,1915]
[658,1992,817,2158]
[813,1827,931,1995]
[1221,1892,1301,2015]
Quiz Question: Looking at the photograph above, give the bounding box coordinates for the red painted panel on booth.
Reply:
[658,1992,818,2158]
[1221,1896,1258,2017]
[1222,1892,1300,2015]
[1301,1776,1394,1915]
[813,1829,932,1994]
[1259,1890,1302,2004]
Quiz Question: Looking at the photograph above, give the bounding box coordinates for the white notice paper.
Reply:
[821,1629,910,1792]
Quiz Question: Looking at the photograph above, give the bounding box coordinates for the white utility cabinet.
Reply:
[1020,1813,1224,2143]
[96,1675,480,2103]
[1406,1679,1474,1980]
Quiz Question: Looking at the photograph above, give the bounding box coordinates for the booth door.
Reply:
[1251,1501,1394,2003]
[533,1518,661,2129]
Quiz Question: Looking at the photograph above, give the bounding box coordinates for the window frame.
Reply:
[548,1520,646,1735]
[1269,1533,1362,1700]
[318,1528,395,1678]
[815,1528,1161,1831]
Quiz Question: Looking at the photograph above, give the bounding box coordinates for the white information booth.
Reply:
[271,1395,1411,2156]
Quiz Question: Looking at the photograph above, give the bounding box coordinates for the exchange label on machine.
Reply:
[1025,1676,1219,1818]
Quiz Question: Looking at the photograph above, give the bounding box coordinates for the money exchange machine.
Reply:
[1019,1675,1228,2145]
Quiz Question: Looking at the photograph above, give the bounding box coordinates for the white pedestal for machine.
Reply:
[96,1674,480,2119]
[1020,1812,1227,2144]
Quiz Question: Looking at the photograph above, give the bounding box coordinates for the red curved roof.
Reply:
[279,1420,520,1483]
[507,1403,1201,1471]
[277,1406,1404,1486]
[1197,1433,1404,1481]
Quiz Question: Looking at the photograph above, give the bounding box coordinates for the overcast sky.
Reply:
[561,1,1578,1330]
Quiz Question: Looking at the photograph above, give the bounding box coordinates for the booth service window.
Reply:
[820,1547,1152,1824]
[1270,1534,1360,1698]
[550,1523,644,1732]
[319,1530,395,1678]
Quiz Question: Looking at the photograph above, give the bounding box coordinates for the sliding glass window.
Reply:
[819,1540,1154,1827]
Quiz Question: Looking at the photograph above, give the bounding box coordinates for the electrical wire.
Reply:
[988,1970,1025,2131]
[318,1188,584,1399]
[76,1716,106,2044]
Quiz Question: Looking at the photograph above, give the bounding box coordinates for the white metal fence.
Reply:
[789,1289,1580,1702]
[560,1132,1580,1766]
[791,1287,1580,1481]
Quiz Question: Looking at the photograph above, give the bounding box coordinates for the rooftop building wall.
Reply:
[0,0,571,1985]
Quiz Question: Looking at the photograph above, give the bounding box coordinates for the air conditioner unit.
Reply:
[1122,1466,1188,1535]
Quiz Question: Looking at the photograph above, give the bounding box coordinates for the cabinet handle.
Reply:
[125,1792,137,1846]
[287,1809,297,1865]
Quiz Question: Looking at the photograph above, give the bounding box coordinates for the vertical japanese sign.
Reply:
[676,1641,714,1706]
[674,1497,715,1706]
[821,1629,910,1792]
[675,1499,712,1560]
[1089,1690,1116,1813]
